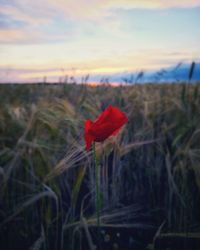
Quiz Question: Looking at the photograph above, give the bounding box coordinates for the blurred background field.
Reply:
[0,82,200,250]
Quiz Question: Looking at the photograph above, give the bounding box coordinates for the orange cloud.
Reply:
[0,29,25,41]
[0,28,46,44]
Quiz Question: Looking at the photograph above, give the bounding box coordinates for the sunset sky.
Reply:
[0,0,200,82]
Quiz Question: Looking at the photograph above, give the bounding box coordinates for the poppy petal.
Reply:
[84,105,128,149]
[89,106,128,141]
[84,119,94,151]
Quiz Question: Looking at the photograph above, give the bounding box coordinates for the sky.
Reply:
[0,0,200,83]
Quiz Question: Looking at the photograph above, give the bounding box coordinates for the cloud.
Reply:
[0,46,198,83]
[0,0,199,44]
[0,28,71,44]
[0,0,199,80]
[0,4,51,27]
[38,0,200,19]
[31,0,200,19]
[0,3,72,44]
[0,29,27,42]
[2,0,200,24]
[0,4,49,43]
[105,0,200,9]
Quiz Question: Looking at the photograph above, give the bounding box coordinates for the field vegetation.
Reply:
[0,81,200,250]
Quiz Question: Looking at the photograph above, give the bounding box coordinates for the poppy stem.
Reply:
[92,142,101,249]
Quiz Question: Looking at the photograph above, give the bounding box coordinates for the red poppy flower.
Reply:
[84,105,128,151]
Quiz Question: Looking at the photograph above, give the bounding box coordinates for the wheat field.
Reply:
[0,82,200,250]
